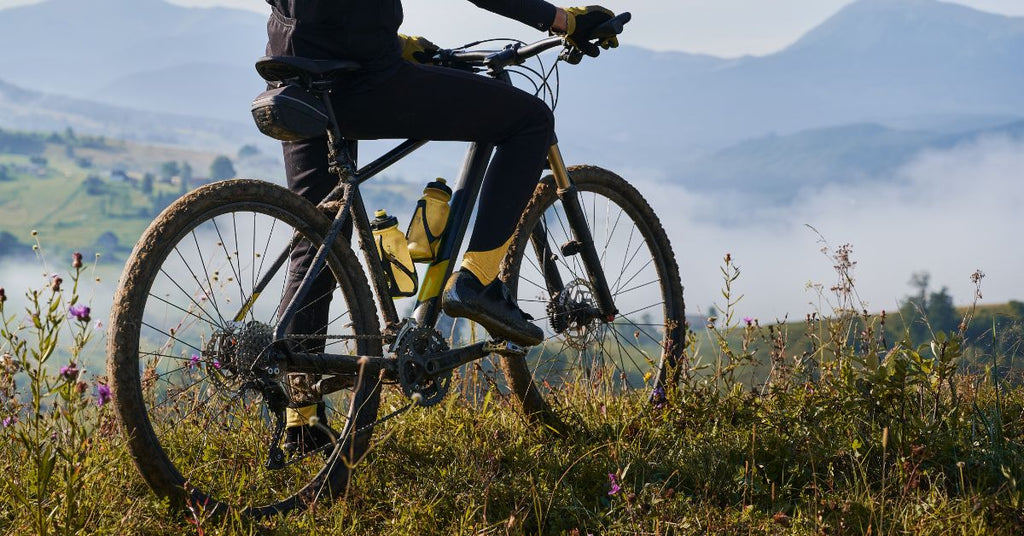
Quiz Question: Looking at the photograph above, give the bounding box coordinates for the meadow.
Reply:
[1,245,1021,535]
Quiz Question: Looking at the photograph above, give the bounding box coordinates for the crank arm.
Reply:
[421,339,528,378]
[421,341,491,377]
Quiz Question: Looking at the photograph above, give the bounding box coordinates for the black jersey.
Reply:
[266,0,557,71]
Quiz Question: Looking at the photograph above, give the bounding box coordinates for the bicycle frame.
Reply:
[250,68,621,387]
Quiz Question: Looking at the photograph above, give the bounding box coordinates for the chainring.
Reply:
[392,322,451,407]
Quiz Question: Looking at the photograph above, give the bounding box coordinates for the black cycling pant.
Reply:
[279,60,555,341]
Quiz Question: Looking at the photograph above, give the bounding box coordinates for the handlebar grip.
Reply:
[591,12,631,40]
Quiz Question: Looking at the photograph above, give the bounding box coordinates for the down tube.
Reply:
[412,141,494,327]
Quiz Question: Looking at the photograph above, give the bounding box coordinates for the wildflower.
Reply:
[189,354,200,370]
[51,275,63,292]
[651,385,666,409]
[0,287,5,303]
[2,416,15,428]
[59,363,79,380]
[72,252,83,269]
[608,473,621,496]
[96,383,111,407]
[743,316,753,326]
[69,304,91,322]
[213,359,221,370]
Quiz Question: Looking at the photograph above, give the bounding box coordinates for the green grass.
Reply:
[1,255,1023,535]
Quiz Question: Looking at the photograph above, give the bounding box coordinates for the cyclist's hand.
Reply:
[559,6,619,58]
[398,34,440,64]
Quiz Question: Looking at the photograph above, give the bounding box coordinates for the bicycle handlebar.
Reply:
[591,12,631,40]
[435,11,631,70]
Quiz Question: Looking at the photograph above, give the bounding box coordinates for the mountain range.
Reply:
[0,0,1021,206]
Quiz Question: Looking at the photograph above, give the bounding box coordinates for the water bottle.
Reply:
[406,178,452,263]
[370,209,418,297]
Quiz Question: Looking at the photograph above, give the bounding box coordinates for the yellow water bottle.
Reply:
[406,178,452,262]
[370,209,418,297]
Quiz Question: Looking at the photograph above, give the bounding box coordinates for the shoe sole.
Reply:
[442,292,543,347]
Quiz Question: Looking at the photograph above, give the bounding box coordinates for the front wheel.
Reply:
[106,180,382,516]
[501,166,686,429]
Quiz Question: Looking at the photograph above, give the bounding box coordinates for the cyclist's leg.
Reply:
[329,62,553,343]
[278,137,343,451]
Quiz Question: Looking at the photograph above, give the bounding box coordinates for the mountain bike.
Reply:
[106,13,684,516]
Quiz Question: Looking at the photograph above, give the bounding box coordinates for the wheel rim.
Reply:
[509,180,677,405]
[128,202,368,510]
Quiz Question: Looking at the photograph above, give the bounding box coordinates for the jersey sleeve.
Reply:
[467,0,558,32]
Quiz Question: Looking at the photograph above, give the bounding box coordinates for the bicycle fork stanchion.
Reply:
[547,144,618,320]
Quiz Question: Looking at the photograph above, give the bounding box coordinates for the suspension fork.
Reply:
[546,144,618,320]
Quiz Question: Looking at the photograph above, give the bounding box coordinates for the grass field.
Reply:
[1,252,1022,535]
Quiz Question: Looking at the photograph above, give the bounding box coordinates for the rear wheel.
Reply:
[107,180,381,516]
[501,166,685,429]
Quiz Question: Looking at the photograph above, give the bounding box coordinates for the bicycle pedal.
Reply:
[484,339,527,357]
[560,240,583,257]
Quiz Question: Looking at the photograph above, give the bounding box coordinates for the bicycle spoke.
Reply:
[188,230,228,327]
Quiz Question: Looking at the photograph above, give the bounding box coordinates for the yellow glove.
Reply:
[561,6,618,57]
[398,34,440,64]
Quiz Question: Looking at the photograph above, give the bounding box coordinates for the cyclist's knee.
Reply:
[524,98,555,143]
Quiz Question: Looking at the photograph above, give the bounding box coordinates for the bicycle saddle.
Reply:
[255,56,363,83]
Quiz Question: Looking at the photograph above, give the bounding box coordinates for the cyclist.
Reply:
[265,0,620,452]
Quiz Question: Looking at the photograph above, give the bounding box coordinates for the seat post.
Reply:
[319,88,357,180]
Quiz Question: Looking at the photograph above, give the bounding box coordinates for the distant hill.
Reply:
[676,119,1024,201]
[554,0,1024,171]
[0,0,1022,198]
[0,0,267,122]
[0,78,268,152]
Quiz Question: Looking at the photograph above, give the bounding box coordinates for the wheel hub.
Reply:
[204,321,279,390]
[546,278,602,349]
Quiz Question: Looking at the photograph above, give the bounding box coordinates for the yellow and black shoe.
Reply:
[441,269,544,346]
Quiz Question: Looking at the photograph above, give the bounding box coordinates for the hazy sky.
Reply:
[1,0,1022,56]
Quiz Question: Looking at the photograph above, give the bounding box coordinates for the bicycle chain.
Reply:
[284,333,390,341]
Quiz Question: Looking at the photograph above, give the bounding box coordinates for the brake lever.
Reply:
[560,45,586,65]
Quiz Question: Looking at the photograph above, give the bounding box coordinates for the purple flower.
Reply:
[188,354,200,370]
[59,363,79,380]
[608,473,621,496]
[212,359,221,370]
[68,304,91,322]
[651,385,666,410]
[95,383,111,407]
[743,316,754,326]
[2,416,16,428]
[72,252,83,269]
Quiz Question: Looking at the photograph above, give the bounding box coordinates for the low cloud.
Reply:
[642,136,1024,321]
